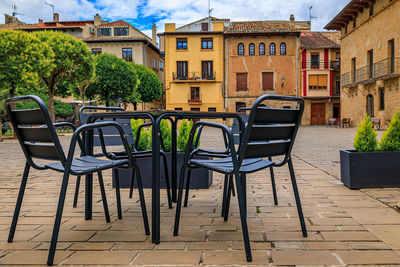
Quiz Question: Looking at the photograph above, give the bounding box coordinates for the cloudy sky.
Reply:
[1,0,349,38]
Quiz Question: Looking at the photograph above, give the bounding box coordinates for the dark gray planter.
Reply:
[112,152,213,189]
[340,149,400,189]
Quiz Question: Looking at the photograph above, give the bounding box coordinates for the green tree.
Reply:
[33,31,93,120]
[0,30,48,100]
[92,54,138,106]
[134,64,162,103]
[380,111,400,151]
[353,115,378,152]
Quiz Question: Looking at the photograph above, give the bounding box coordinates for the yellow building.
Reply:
[159,17,227,112]
[326,0,400,126]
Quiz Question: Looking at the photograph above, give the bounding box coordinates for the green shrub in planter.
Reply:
[177,119,198,152]
[380,110,400,151]
[353,115,378,152]
[131,119,151,151]
[160,119,172,152]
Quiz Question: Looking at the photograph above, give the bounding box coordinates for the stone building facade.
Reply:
[299,32,341,125]
[224,16,310,113]
[326,0,400,126]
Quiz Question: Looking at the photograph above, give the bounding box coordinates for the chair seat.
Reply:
[189,157,274,174]
[46,156,129,175]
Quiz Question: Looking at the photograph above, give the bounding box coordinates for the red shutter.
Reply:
[236,73,247,90]
[262,72,274,90]
[324,49,329,69]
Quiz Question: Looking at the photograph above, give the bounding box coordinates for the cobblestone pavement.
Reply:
[0,127,399,266]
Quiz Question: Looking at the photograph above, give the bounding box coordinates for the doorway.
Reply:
[367,94,374,117]
[311,103,326,125]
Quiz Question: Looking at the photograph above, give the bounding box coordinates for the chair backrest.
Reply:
[5,95,66,169]
[78,106,134,148]
[238,95,304,166]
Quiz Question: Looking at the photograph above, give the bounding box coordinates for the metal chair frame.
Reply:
[173,95,308,262]
[5,95,140,266]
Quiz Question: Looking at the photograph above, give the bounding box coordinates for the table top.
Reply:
[85,109,239,116]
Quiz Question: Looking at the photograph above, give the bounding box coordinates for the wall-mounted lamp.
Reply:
[281,77,286,88]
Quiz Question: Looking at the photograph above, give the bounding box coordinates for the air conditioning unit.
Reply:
[90,27,95,33]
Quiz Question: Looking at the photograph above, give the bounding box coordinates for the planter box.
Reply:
[112,152,213,189]
[340,149,400,189]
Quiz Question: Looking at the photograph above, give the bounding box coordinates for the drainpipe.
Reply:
[224,38,229,112]
[295,35,299,97]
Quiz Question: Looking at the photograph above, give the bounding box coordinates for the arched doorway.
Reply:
[366,94,374,117]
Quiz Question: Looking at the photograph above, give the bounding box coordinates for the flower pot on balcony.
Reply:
[112,152,213,189]
[340,149,400,189]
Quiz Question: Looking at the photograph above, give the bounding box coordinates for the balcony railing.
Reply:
[302,60,340,70]
[172,72,216,81]
[341,57,399,88]
[188,93,202,104]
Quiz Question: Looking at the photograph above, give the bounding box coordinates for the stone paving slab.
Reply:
[0,128,399,266]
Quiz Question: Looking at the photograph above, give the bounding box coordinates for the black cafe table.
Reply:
[86,110,245,244]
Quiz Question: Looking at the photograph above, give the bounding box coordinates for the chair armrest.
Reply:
[66,121,133,168]
[184,121,237,167]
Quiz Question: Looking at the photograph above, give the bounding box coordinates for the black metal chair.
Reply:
[4,95,145,266]
[73,106,125,208]
[174,95,308,262]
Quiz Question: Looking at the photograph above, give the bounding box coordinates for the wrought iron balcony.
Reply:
[341,72,350,87]
[302,60,340,70]
[172,72,216,82]
[188,93,202,104]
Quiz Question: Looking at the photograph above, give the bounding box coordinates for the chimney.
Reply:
[38,19,43,24]
[289,14,295,26]
[53,12,59,22]
[152,24,157,43]
[5,14,17,24]
[94,13,101,26]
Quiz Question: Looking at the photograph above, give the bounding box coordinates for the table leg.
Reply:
[152,117,161,244]
[171,120,177,202]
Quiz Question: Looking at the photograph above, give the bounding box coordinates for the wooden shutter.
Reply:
[318,75,327,87]
[236,73,247,90]
[201,23,209,31]
[309,75,318,87]
[262,72,274,90]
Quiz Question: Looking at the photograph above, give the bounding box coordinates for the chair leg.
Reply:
[134,165,150,235]
[221,174,228,217]
[114,169,122,220]
[224,175,233,222]
[173,165,186,236]
[233,171,252,262]
[288,158,307,237]
[241,173,247,216]
[47,170,70,266]
[161,153,172,209]
[73,176,80,208]
[231,181,236,196]
[184,169,192,207]
[97,172,110,223]
[129,168,135,199]
[268,157,278,206]
[8,161,30,243]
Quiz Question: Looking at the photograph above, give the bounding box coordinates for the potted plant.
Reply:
[340,112,400,189]
[114,119,213,189]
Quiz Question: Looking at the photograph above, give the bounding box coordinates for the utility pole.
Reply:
[309,6,317,30]
[45,1,55,17]
[208,0,213,30]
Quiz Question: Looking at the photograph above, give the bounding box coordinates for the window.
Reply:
[311,53,320,69]
[159,61,164,70]
[367,50,374,78]
[236,73,248,91]
[201,23,209,31]
[208,107,216,112]
[97,28,111,37]
[369,3,374,16]
[114,27,128,36]
[175,107,183,111]
[345,25,348,34]
[91,48,102,55]
[238,43,244,55]
[389,39,395,73]
[270,43,276,55]
[353,17,357,28]
[201,61,213,79]
[176,61,188,79]
[249,43,255,55]
[190,87,200,102]
[379,87,385,110]
[201,38,213,49]
[176,38,187,50]
[309,74,328,90]
[191,107,200,111]
[153,58,157,69]
[259,43,265,55]
[280,43,286,55]
[262,72,274,91]
[122,48,132,62]
[351,57,356,82]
